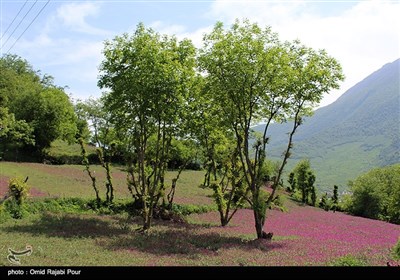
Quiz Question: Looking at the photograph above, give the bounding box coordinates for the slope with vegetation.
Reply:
[344,164,400,224]
[0,55,82,161]
[255,58,400,190]
[0,162,399,266]
[2,18,399,267]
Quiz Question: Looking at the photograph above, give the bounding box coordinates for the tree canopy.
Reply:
[98,23,197,230]
[198,19,344,238]
[347,164,400,224]
[0,54,78,158]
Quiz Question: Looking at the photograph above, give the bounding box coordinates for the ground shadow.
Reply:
[4,212,287,257]
[102,220,287,257]
[3,212,128,239]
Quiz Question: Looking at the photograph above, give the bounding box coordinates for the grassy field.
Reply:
[0,162,212,205]
[0,162,399,266]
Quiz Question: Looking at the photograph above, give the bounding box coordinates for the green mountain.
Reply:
[255,58,400,191]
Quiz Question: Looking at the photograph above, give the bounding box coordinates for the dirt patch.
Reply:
[0,176,47,198]
[0,176,9,197]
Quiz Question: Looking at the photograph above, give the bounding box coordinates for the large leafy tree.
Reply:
[199,19,344,239]
[98,23,196,231]
[292,159,316,204]
[347,164,400,224]
[0,54,78,156]
[0,107,34,159]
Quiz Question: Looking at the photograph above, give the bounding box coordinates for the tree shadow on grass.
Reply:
[101,222,287,257]
[2,212,128,239]
[4,212,287,258]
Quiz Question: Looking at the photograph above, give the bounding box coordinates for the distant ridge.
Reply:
[254,58,400,191]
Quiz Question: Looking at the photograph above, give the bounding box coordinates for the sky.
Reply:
[1,0,399,108]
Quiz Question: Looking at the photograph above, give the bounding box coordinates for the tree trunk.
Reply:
[220,214,229,227]
[254,210,264,239]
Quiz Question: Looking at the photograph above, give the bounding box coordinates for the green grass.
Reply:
[270,136,390,193]
[45,139,96,157]
[0,162,212,205]
[0,211,305,266]
[329,255,368,266]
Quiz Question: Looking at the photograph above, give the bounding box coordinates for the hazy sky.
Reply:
[1,0,399,108]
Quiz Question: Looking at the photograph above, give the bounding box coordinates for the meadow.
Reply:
[0,162,399,266]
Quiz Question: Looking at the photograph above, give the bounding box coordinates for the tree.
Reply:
[347,164,400,224]
[98,23,196,231]
[79,137,101,206]
[0,107,34,160]
[287,172,296,193]
[199,19,344,238]
[319,192,330,211]
[186,75,249,227]
[310,185,317,207]
[75,98,116,204]
[291,160,316,205]
[307,171,316,204]
[294,160,311,203]
[0,54,78,157]
[331,185,339,212]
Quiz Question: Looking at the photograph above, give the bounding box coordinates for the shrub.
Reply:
[0,203,11,223]
[8,177,30,205]
[393,239,400,260]
[330,255,368,266]
[5,177,30,219]
[347,164,400,224]
[4,199,28,219]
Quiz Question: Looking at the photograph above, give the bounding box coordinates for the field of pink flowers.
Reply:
[189,204,400,265]
[1,162,399,266]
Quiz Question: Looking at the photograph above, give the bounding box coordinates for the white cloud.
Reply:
[8,2,110,100]
[55,2,110,36]
[150,21,187,35]
[208,0,400,107]
[149,21,212,48]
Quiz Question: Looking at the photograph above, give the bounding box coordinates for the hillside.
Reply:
[0,162,399,266]
[255,58,400,191]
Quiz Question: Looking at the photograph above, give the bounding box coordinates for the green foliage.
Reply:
[346,164,400,224]
[329,255,368,266]
[310,186,317,207]
[331,185,339,212]
[43,140,97,165]
[287,172,296,192]
[3,177,30,218]
[393,239,400,260]
[199,19,343,238]
[291,159,316,205]
[270,194,287,212]
[319,193,331,211]
[261,59,399,191]
[8,177,30,205]
[98,22,197,230]
[79,138,101,205]
[291,189,303,202]
[170,204,216,216]
[0,54,79,157]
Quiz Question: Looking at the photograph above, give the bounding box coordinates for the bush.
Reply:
[330,255,368,266]
[171,204,215,216]
[347,164,400,224]
[393,239,400,260]
[0,203,11,223]
[8,177,30,205]
[4,177,30,219]
[4,199,28,219]
[290,189,303,202]
[269,195,287,212]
